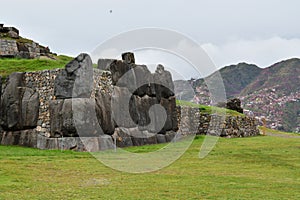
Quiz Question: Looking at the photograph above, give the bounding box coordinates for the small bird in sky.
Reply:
[110,10,112,13]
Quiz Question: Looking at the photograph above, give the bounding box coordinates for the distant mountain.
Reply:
[240,58,300,96]
[174,62,262,103]
[208,62,262,98]
[174,58,300,132]
[238,58,300,132]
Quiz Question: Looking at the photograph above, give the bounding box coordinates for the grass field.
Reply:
[176,100,244,116]
[0,55,73,78]
[0,133,299,199]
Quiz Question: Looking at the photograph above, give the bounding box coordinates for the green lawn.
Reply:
[0,134,299,199]
[176,100,244,116]
[0,55,73,78]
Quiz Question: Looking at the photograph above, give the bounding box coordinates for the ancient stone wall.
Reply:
[0,52,260,152]
[178,106,259,137]
[0,39,18,57]
[0,24,52,58]
[23,68,112,136]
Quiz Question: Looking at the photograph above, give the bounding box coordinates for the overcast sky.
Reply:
[1,0,300,78]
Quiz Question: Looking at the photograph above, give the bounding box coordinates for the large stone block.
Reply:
[95,91,115,135]
[132,65,152,97]
[54,53,93,99]
[135,95,160,132]
[0,73,39,131]
[99,135,114,151]
[18,129,37,148]
[111,86,138,128]
[2,84,23,130]
[153,64,174,100]
[49,99,64,137]
[21,88,40,128]
[109,60,133,86]
[98,59,116,70]
[160,97,174,133]
[50,99,101,137]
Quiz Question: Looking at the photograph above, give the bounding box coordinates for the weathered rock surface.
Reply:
[153,64,174,100]
[111,86,138,128]
[135,95,158,131]
[36,134,114,151]
[109,60,137,91]
[21,87,40,128]
[122,52,135,65]
[0,129,37,147]
[95,91,115,135]
[160,96,178,133]
[226,98,243,113]
[54,53,93,99]
[132,65,153,97]
[49,99,64,137]
[98,59,117,70]
[0,73,39,131]
[113,127,133,147]
[49,99,100,137]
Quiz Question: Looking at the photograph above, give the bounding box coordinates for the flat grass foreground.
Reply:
[0,133,299,199]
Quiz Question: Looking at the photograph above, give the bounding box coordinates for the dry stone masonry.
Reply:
[0,24,52,58]
[0,52,260,151]
[177,106,259,137]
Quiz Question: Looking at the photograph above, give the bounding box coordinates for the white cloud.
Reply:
[202,37,300,68]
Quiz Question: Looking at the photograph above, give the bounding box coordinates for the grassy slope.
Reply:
[0,55,73,78]
[0,134,299,199]
[176,99,244,116]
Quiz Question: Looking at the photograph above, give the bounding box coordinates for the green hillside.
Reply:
[0,55,73,78]
[0,133,299,199]
[191,63,262,98]
[210,62,262,98]
[240,58,300,96]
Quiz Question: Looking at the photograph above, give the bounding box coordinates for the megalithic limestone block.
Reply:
[153,64,175,100]
[111,86,138,128]
[21,87,40,129]
[1,73,39,131]
[97,59,117,70]
[49,99,101,137]
[49,99,64,137]
[132,64,152,97]
[54,53,93,99]
[109,60,135,88]
[95,91,115,135]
